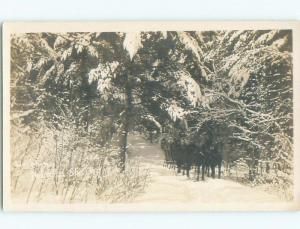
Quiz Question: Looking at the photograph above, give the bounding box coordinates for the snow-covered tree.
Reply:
[11,30,293,199]
[184,30,293,194]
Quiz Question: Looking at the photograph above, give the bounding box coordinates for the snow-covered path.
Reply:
[127,134,281,204]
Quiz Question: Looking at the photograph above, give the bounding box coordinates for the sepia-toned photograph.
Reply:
[2,22,300,212]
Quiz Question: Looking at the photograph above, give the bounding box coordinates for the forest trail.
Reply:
[127,134,281,204]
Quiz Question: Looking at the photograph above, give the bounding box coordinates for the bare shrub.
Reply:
[95,160,150,203]
[10,123,150,204]
[225,133,293,201]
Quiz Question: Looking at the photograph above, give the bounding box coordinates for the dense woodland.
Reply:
[10,30,293,202]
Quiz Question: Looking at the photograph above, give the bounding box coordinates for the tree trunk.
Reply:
[119,74,133,172]
[85,98,91,132]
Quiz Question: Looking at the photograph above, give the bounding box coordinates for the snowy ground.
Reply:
[9,134,284,207]
[127,134,282,204]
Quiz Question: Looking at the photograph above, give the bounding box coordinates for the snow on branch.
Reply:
[88,61,120,99]
[174,70,202,107]
[177,32,211,79]
[88,61,119,83]
[177,32,203,63]
[123,32,143,60]
[144,114,162,130]
[166,102,188,122]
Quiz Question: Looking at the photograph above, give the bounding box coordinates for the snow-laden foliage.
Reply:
[143,114,162,130]
[123,32,143,60]
[88,61,120,99]
[177,32,204,64]
[193,30,293,199]
[173,70,202,107]
[10,29,293,202]
[166,102,187,122]
[177,32,210,80]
